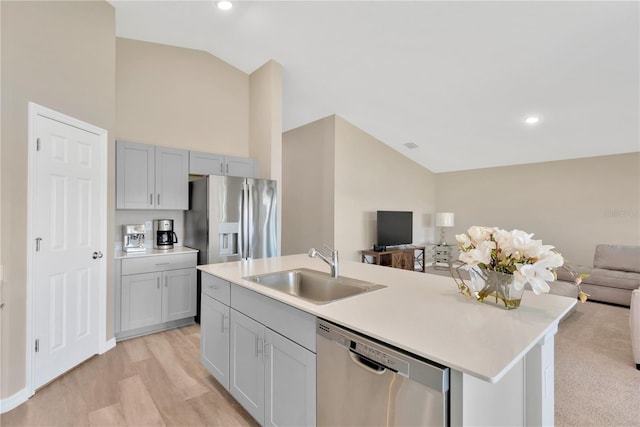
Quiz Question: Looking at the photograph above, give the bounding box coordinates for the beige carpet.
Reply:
[555,301,640,426]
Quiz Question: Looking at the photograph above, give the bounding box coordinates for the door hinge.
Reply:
[35,339,40,353]
[36,138,41,151]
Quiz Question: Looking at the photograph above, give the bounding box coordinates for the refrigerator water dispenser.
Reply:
[218,222,239,256]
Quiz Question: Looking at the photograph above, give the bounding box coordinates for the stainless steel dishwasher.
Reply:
[317,319,449,426]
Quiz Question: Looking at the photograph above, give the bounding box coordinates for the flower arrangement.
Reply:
[454,226,589,303]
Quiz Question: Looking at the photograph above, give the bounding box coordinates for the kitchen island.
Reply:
[199,254,576,426]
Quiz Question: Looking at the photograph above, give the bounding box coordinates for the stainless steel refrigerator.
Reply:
[185,175,277,321]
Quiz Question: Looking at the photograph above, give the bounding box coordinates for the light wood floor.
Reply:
[1,325,259,426]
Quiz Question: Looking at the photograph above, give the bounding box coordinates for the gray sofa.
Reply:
[556,244,640,307]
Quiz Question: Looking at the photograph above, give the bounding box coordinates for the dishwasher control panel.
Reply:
[349,339,410,376]
[317,319,410,376]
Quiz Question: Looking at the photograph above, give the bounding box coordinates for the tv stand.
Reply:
[361,246,425,272]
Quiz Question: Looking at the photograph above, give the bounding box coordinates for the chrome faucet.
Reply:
[308,246,339,278]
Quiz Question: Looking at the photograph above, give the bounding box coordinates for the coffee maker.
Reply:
[153,219,178,250]
[123,224,146,253]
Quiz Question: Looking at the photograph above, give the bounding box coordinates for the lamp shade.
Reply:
[435,212,455,227]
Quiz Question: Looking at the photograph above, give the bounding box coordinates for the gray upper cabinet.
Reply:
[116,140,188,210]
[225,155,257,178]
[189,150,257,178]
[116,141,155,209]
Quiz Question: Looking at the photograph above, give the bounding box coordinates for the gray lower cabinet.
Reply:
[116,252,197,340]
[201,274,231,389]
[229,310,316,427]
[121,272,163,330]
[163,268,198,321]
[200,272,316,427]
[230,309,265,423]
[264,328,316,427]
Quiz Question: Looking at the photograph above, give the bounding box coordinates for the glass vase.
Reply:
[469,268,525,310]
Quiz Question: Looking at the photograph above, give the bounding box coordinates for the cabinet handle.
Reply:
[263,342,271,360]
[220,163,224,174]
[226,163,229,174]
[221,313,230,333]
[157,194,160,206]
[165,276,168,287]
[255,337,264,357]
[157,277,160,289]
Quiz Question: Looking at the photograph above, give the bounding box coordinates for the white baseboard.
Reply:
[0,387,29,414]
[100,337,116,354]
[1,339,115,415]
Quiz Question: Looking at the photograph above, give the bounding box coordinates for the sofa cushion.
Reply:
[558,265,640,292]
[593,244,640,273]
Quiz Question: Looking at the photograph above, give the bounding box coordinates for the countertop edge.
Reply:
[114,246,199,259]
[197,254,576,383]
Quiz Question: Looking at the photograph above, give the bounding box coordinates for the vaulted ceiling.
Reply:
[110,1,639,172]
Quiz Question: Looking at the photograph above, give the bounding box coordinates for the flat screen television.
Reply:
[376,211,413,247]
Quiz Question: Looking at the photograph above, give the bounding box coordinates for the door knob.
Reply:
[92,251,103,259]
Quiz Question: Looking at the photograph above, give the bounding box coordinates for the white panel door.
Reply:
[34,115,104,388]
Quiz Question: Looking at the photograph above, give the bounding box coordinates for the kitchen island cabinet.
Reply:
[198,254,576,426]
[200,273,231,388]
[201,271,316,427]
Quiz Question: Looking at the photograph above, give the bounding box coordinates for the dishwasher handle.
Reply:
[349,351,387,375]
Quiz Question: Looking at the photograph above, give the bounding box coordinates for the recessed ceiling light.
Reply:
[524,116,540,125]
[217,1,232,10]
[404,142,419,149]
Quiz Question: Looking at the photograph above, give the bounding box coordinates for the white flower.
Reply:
[459,239,495,268]
[456,226,568,298]
[513,261,556,294]
[510,229,536,258]
[537,250,564,268]
[455,233,472,249]
[468,226,495,246]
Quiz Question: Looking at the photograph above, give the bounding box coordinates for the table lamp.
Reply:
[435,212,455,245]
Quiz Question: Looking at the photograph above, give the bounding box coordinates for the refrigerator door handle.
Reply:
[241,182,250,259]
[246,182,253,259]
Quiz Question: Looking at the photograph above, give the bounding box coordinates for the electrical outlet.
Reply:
[145,221,152,233]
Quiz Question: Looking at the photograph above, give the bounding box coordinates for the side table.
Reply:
[428,243,457,270]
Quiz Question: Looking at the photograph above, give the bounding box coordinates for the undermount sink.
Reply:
[243,268,386,304]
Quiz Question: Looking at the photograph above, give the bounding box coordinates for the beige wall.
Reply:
[435,152,640,266]
[116,38,249,155]
[249,60,283,254]
[249,60,283,181]
[282,116,336,256]
[282,115,436,262]
[0,0,116,398]
[334,116,436,261]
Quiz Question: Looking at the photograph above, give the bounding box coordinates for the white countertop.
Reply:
[114,246,198,259]
[198,254,576,384]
